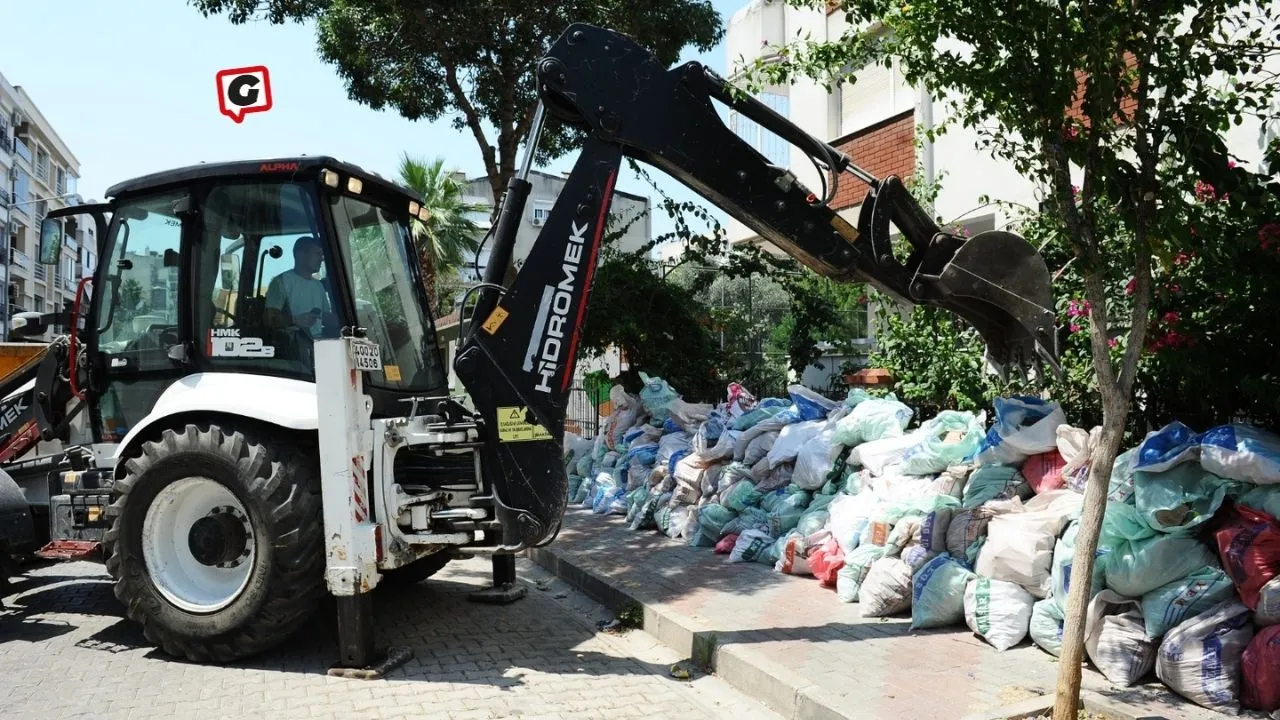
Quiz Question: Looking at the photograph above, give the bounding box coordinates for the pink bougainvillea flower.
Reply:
[1195,179,1217,202]
[1163,311,1180,324]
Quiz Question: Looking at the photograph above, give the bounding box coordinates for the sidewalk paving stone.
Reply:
[531,507,1270,720]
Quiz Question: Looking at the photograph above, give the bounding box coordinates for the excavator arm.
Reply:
[454,23,1058,552]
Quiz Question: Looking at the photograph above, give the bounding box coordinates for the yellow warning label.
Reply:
[383,364,402,382]
[496,405,552,442]
[482,306,510,334]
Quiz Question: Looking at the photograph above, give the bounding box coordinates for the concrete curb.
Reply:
[526,544,850,720]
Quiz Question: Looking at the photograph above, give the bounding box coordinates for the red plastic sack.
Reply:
[1214,504,1280,610]
[1021,450,1067,493]
[1242,624,1280,712]
[808,537,846,588]
[715,533,739,555]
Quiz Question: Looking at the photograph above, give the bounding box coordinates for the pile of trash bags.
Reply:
[562,377,1280,715]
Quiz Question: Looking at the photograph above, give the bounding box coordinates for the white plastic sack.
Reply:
[965,576,1036,652]
[1057,424,1101,492]
[850,432,923,476]
[1084,590,1157,687]
[976,396,1066,466]
[828,492,882,555]
[1156,599,1255,713]
[858,557,913,617]
[792,424,840,490]
[837,544,887,602]
[766,420,826,470]
[975,515,1059,598]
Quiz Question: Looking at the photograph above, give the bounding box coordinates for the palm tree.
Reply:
[397,154,486,311]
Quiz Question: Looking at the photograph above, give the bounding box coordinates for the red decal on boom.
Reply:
[560,169,618,392]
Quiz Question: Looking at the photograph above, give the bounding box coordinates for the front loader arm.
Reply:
[453,23,1059,552]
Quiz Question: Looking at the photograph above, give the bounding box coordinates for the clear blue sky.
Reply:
[1,1,747,241]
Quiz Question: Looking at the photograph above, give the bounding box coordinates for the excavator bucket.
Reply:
[909,229,1060,376]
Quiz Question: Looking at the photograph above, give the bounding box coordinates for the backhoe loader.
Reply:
[0,22,1058,672]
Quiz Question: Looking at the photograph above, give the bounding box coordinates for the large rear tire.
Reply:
[102,422,325,663]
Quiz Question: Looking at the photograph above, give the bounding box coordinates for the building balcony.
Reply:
[10,248,32,270]
[33,264,47,281]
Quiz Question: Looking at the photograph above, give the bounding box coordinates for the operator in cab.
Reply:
[264,236,337,338]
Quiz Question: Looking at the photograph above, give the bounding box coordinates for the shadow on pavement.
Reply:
[2,557,690,690]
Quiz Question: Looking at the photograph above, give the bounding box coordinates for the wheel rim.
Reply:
[141,477,257,613]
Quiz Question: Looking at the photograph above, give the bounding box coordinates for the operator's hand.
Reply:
[293,310,322,327]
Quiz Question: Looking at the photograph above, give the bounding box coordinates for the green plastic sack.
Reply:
[1140,565,1236,639]
[639,372,679,423]
[768,492,812,536]
[1050,520,1107,615]
[911,554,976,629]
[1030,597,1066,657]
[831,394,913,447]
[697,503,739,543]
[837,545,887,602]
[796,510,830,537]
[722,507,771,538]
[962,465,1031,508]
[1238,485,1280,521]
[1102,529,1218,598]
[1133,463,1233,534]
[1108,446,1141,504]
[807,492,837,514]
[899,411,987,476]
[623,486,649,524]
[722,479,764,512]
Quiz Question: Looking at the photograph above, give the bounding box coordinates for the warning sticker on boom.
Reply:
[496,406,552,442]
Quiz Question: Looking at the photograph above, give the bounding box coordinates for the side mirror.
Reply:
[220,253,241,291]
[39,218,63,265]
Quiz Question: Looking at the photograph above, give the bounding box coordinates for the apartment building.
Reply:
[455,169,653,284]
[1,70,96,339]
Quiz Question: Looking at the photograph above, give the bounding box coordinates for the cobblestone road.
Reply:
[0,555,776,720]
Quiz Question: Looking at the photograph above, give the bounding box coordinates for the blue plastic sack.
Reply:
[976,396,1065,466]
[1136,421,1280,484]
[787,384,837,422]
[911,554,976,630]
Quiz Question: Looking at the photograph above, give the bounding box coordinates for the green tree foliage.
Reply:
[189,0,724,205]
[396,154,485,306]
[750,2,1280,710]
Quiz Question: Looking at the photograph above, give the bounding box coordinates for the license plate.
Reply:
[351,340,383,371]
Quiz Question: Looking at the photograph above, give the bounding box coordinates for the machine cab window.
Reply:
[197,181,338,380]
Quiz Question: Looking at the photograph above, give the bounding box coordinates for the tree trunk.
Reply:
[1052,398,1126,718]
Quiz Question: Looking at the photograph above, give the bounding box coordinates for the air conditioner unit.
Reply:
[7,167,17,181]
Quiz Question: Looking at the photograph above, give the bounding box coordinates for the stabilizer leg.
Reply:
[468,552,528,604]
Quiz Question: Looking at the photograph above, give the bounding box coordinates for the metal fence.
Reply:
[565,387,601,439]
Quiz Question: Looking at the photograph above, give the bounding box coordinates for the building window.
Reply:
[531,199,553,227]
[56,167,67,195]
[35,147,50,182]
[729,91,791,167]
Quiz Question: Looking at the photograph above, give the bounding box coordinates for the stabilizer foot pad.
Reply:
[326,645,413,679]
[468,582,528,604]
